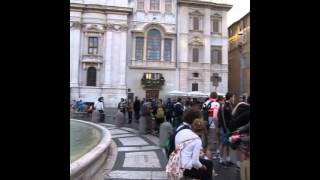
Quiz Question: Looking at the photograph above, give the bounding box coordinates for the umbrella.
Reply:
[187,91,208,98]
[167,90,188,96]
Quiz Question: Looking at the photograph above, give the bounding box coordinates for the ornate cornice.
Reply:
[106,23,128,32]
[178,0,232,11]
[70,3,133,14]
[70,21,81,29]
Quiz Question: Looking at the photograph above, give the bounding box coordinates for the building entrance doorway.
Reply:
[146,90,159,100]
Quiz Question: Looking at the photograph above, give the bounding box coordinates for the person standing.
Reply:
[165,98,174,124]
[133,96,141,123]
[202,92,220,159]
[231,96,250,169]
[173,98,184,129]
[127,99,133,124]
[118,98,126,116]
[218,92,235,167]
[78,100,85,112]
[153,99,165,134]
[142,99,153,134]
[175,108,214,180]
[94,97,105,122]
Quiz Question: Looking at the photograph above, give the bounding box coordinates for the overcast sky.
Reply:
[227,0,250,27]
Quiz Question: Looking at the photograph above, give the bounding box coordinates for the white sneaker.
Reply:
[212,169,218,177]
[219,158,224,163]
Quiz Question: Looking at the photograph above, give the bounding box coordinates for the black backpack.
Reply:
[202,100,213,129]
[165,125,191,158]
[173,103,183,117]
[230,103,250,132]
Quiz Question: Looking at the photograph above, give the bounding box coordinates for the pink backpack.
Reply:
[166,137,200,179]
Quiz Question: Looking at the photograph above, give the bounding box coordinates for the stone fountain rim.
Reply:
[70,119,111,176]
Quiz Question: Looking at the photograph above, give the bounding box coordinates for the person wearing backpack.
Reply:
[202,92,220,160]
[166,108,213,180]
[231,96,250,169]
[165,98,174,124]
[217,92,235,167]
[153,99,165,134]
[173,98,184,129]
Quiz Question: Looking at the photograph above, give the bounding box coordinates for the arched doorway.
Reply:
[87,67,96,86]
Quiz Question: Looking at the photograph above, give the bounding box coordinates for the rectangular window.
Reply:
[211,46,222,64]
[193,16,199,30]
[88,37,98,55]
[192,83,198,91]
[135,37,144,60]
[213,19,220,33]
[137,0,144,10]
[193,73,199,78]
[165,0,172,12]
[164,39,172,61]
[193,48,199,62]
[150,0,160,11]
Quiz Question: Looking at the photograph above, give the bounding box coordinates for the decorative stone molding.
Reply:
[70,21,81,29]
[81,55,103,70]
[82,23,105,32]
[143,23,166,34]
[189,36,204,46]
[70,3,133,14]
[177,0,233,11]
[105,23,128,32]
[82,62,102,70]
[82,55,103,62]
[189,10,204,16]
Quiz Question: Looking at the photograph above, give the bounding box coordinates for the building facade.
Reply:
[177,0,231,94]
[228,12,250,102]
[70,0,232,107]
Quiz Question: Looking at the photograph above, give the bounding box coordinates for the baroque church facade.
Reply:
[70,0,232,107]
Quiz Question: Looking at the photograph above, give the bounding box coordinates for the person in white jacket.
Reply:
[94,97,104,122]
[175,108,214,180]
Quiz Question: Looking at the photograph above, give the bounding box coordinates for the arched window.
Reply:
[87,67,96,86]
[147,29,161,60]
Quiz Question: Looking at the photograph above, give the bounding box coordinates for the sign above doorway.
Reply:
[141,72,165,89]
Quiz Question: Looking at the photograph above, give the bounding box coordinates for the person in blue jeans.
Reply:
[218,92,235,167]
[77,100,85,112]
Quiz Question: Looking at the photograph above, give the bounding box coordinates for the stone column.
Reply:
[111,31,120,85]
[104,30,113,86]
[70,22,81,87]
[160,38,164,61]
[143,35,147,61]
[119,30,127,86]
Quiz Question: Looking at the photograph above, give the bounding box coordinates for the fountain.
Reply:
[70,119,111,180]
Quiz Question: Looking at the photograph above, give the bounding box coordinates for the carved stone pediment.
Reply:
[83,24,105,32]
[189,36,204,46]
[189,10,204,16]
